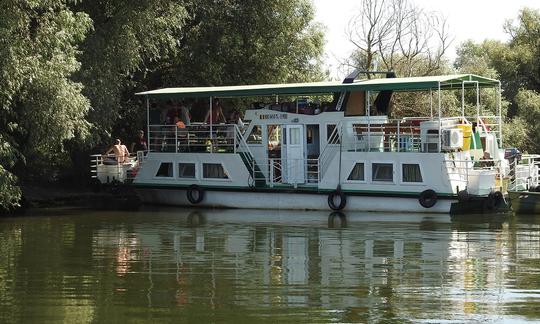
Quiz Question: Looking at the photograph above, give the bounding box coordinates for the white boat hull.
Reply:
[135,187,454,213]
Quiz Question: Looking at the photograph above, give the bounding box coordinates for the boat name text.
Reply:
[259,113,288,120]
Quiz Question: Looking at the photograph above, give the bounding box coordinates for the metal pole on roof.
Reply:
[209,96,213,153]
[366,90,370,151]
[476,82,480,124]
[461,82,465,118]
[498,81,503,148]
[430,89,433,119]
[438,82,441,153]
[146,97,150,152]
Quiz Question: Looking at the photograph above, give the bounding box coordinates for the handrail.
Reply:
[251,158,319,186]
[318,121,341,180]
[508,154,540,191]
[443,158,504,193]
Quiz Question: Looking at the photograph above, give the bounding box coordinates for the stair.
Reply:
[238,151,266,187]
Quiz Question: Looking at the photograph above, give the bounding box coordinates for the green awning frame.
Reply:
[135,74,500,99]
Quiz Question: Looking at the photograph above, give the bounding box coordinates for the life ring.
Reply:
[187,185,204,204]
[419,189,437,208]
[328,190,346,210]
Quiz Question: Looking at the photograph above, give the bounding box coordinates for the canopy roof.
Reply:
[136,74,499,99]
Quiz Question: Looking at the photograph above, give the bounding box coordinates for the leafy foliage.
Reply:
[0,0,92,209]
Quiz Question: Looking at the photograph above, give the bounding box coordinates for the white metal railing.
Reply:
[90,153,139,183]
[443,158,504,194]
[508,154,540,191]
[336,116,502,154]
[250,158,319,186]
[148,123,240,154]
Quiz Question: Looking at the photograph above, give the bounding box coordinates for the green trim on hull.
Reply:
[131,182,458,199]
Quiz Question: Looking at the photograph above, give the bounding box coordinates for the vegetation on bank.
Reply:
[1,0,540,211]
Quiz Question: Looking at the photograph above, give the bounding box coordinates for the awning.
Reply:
[136,74,500,99]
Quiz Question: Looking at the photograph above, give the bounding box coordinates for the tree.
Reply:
[454,8,540,151]
[345,0,452,77]
[0,0,92,209]
[71,0,188,141]
[161,0,325,87]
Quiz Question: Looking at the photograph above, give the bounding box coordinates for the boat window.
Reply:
[327,124,340,144]
[372,163,393,182]
[402,164,423,182]
[156,162,173,177]
[203,163,229,179]
[178,163,196,178]
[289,127,301,145]
[246,125,262,144]
[347,163,365,181]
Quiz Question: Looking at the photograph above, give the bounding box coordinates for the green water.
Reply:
[1,207,539,323]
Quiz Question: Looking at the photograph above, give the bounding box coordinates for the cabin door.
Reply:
[282,124,305,184]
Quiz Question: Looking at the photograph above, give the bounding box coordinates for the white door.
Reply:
[282,125,305,184]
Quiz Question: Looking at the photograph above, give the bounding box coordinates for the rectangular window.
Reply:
[372,163,393,182]
[289,127,301,145]
[203,163,229,179]
[156,162,173,177]
[326,124,340,144]
[178,163,196,178]
[347,163,365,181]
[402,164,423,182]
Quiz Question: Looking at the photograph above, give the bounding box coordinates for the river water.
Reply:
[1,207,539,323]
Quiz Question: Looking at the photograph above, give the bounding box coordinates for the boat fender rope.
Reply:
[328,190,346,210]
[419,189,437,208]
[187,185,205,204]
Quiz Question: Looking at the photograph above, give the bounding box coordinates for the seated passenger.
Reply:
[130,130,148,153]
[104,139,130,164]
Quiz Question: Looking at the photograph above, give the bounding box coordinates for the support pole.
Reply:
[498,82,503,148]
[146,98,150,152]
[438,82,441,153]
[209,96,213,153]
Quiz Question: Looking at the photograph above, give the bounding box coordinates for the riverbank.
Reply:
[14,183,140,212]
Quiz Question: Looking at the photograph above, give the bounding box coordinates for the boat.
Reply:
[506,153,540,214]
[90,72,539,214]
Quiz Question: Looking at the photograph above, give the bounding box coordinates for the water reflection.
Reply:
[1,208,540,323]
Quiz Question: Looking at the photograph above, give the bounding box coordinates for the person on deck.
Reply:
[178,100,191,126]
[130,130,148,153]
[204,98,226,124]
[105,139,130,164]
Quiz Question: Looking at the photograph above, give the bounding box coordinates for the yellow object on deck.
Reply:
[457,124,472,151]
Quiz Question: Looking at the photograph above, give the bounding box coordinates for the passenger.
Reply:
[204,98,226,124]
[227,109,244,128]
[480,151,494,168]
[178,100,191,126]
[130,130,148,153]
[105,139,130,164]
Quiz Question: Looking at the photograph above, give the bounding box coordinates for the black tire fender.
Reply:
[457,190,470,203]
[328,190,347,210]
[419,189,437,208]
[486,191,504,210]
[493,191,504,208]
[187,185,204,204]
